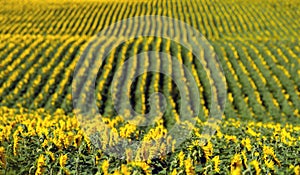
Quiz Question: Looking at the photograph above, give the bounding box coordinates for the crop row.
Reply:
[0,0,299,39]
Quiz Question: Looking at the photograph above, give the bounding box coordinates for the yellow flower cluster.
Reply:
[0,147,6,168]
[35,154,45,175]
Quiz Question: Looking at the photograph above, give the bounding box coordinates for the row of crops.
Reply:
[0,35,298,122]
[0,0,299,38]
[0,0,299,174]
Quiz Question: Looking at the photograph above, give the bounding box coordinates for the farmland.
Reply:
[0,0,299,174]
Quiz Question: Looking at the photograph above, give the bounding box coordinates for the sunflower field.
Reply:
[0,0,299,174]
